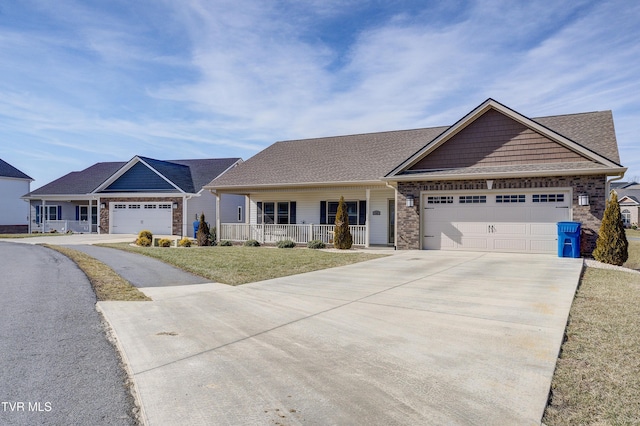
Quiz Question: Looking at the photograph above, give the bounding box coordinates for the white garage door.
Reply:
[423,191,571,253]
[111,202,173,235]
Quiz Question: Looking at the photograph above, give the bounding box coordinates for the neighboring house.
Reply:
[205,99,626,255]
[23,156,244,237]
[614,182,640,227]
[0,159,33,233]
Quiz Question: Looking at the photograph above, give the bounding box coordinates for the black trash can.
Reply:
[557,222,581,258]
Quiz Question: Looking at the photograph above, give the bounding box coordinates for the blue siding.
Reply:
[104,162,175,192]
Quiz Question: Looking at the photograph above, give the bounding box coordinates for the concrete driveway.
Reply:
[98,250,583,425]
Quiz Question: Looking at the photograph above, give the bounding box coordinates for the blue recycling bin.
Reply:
[193,221,199,238]
[557,222,581,258]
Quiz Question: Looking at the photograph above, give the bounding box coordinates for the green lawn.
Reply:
[99,243,387,285]
[544,237,640,424]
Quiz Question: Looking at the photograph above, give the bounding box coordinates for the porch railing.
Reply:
[34,220,93,234]
[220,224,367,246]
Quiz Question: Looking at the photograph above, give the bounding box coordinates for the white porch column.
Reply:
[365,188,370,248]
[41,199,46,232]
[182,196,188,237]
[215,192,221,244]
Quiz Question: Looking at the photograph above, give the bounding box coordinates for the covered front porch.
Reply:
[214,185,397,248]
[27,198,100,234]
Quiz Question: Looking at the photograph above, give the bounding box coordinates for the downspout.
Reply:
[607,173,625,196]
[365,188,370,248]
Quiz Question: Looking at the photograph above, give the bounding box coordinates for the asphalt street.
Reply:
[0,242,137,425]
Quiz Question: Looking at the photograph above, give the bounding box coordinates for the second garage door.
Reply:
[423,191,571,253]
[111,202,173,235]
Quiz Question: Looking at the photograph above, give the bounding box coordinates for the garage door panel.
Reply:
[493,239,527,251]
[530,223,557,236]
[459,237,489,249]
[495,223,527,235]
[456,222,489,234]
[530,239,557,252]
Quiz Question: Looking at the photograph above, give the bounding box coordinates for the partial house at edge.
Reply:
[613,181,640,227]
[0,159,33,233]
[22,156,244,237]
[205,98,626,256]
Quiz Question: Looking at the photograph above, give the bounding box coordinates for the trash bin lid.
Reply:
[557,221,581,233]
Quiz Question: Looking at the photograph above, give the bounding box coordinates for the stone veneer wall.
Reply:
[396,175,607,255]
[0,225,28,234]
[99,197,183,235]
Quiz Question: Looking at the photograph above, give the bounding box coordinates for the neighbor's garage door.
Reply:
[423,191,571,253]
[111,202,173,235]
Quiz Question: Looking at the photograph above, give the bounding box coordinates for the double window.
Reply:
[622,209,631,226]
[257,202,296,224]
[320,200,366,225]
[35,205,60,222]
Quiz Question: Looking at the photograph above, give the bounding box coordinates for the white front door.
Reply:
[111,202,173,235]
[423,191,571,253]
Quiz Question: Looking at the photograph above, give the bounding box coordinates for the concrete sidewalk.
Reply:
[98,251,583,425]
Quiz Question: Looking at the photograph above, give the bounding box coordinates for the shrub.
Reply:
[157,238,172,247]
[136,230,153,247]
[210,226,217,246]
[178,237,192,247]
[333,196,353,249]
[593,191,629,266]
[277,239,296,249]
[244,239,261,247]
[307,239,326,249]
[219,240,232,246]
[196,213,211,246]
[136,236,151,247]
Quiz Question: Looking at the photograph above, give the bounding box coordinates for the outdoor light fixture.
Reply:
[486,180,494,190]
[578,194,590,206]
[172,202,179,209]
[406,195,415,207]
[100,203,106,209]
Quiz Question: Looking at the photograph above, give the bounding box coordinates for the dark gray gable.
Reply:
[0,159,32,180]
[102,161,176,192]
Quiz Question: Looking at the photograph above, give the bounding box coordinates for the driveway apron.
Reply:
[98,250,583,425]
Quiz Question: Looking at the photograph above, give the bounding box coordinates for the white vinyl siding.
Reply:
[248,188,394,245]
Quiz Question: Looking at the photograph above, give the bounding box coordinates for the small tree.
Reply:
[196,213,211,246]
[333,196,353,249]
[593,191,628,265]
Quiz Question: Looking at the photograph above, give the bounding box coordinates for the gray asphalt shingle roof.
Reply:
[26,157,240,196]
[208,109,620,189]
[0,159,32,180]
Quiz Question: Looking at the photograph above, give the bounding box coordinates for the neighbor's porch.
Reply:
[29,199,100,234]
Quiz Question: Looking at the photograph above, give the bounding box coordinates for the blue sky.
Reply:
[0,0,638,189]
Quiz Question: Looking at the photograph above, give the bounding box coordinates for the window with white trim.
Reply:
[622,209,631,226]
[258,201,296,224]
